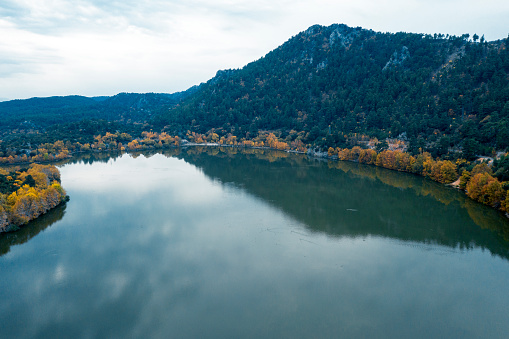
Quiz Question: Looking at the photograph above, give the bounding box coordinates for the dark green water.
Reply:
[1,148,509,338]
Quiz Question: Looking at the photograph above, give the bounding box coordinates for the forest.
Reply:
[154,24,509,160]
[0,164,68,233]
[0,23,509,216]
[1,24,508,160]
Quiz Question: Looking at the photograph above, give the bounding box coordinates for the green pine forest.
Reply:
[1,24,509,198]
[3,24,508,158]
[155,24,509,159]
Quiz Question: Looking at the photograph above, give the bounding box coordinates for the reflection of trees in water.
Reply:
[329,158,509,239]
[0,203,66,257]
[464,199,509,242]
[59,146,295,166]
[176,146,509,260]
[28,146,509,258]
[65,152,122,165]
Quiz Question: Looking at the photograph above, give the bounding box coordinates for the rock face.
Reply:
[296,24,364,72]
[383,46,411,70]
[329,27,359,48]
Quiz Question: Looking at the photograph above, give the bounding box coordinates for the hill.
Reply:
[0,88,198,148]
[0,96,99,132]
[0,88,198,133]
[1,23,508,161]
[154,24,509,159]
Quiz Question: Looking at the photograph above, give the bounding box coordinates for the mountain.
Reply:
[0,88,199,133]
[1,23,508,160]
[0,96,99,131]
[154,24,509,158]
[97,88,199,123]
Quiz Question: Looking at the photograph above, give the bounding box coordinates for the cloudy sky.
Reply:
[0,0,508,101]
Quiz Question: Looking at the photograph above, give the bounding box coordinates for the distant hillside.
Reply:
[154,24,509,158]
[0,87,198,133]
[0,96,99,131]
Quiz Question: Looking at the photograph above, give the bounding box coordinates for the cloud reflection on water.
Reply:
[1,152,509,338]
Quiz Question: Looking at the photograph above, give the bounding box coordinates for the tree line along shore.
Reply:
[2,129,509,220]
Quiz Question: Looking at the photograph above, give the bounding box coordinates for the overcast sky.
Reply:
[0,0,508,101]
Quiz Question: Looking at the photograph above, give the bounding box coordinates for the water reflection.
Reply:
[3,147,509,259]
[1,149,509,339]
[6,147,508,258]
[177,147,509,259]
[0,203,66,256]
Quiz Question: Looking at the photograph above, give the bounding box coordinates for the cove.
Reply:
[1,147,509,338]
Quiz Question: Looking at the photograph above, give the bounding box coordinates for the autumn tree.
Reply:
[466,173,505,207]
[459,170,471,190]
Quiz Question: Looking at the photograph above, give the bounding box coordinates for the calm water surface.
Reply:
[1,148,509,338]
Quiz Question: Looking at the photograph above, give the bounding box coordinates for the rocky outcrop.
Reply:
[329,27,358,48]
[383,46,411,70]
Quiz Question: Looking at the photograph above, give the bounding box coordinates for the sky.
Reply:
[0,0,508,101]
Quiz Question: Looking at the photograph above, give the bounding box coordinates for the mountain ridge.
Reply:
[1,23,508,160]
[153,23,508,159]
[0,88,199,133]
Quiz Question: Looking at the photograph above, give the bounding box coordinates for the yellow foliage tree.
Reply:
[466,173,505,207]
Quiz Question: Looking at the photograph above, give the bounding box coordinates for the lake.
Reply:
[1,147,509,338]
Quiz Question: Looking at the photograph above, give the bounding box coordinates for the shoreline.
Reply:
[2,144,508,222]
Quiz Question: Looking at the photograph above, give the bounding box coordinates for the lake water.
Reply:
[1,147,509,338]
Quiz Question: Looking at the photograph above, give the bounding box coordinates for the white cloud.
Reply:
[0,0,507,100]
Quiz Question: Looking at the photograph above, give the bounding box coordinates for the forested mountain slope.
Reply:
[1,23,508,160]
[154,24,509,158]
[0,96,99,131]
[0,89,198,133]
